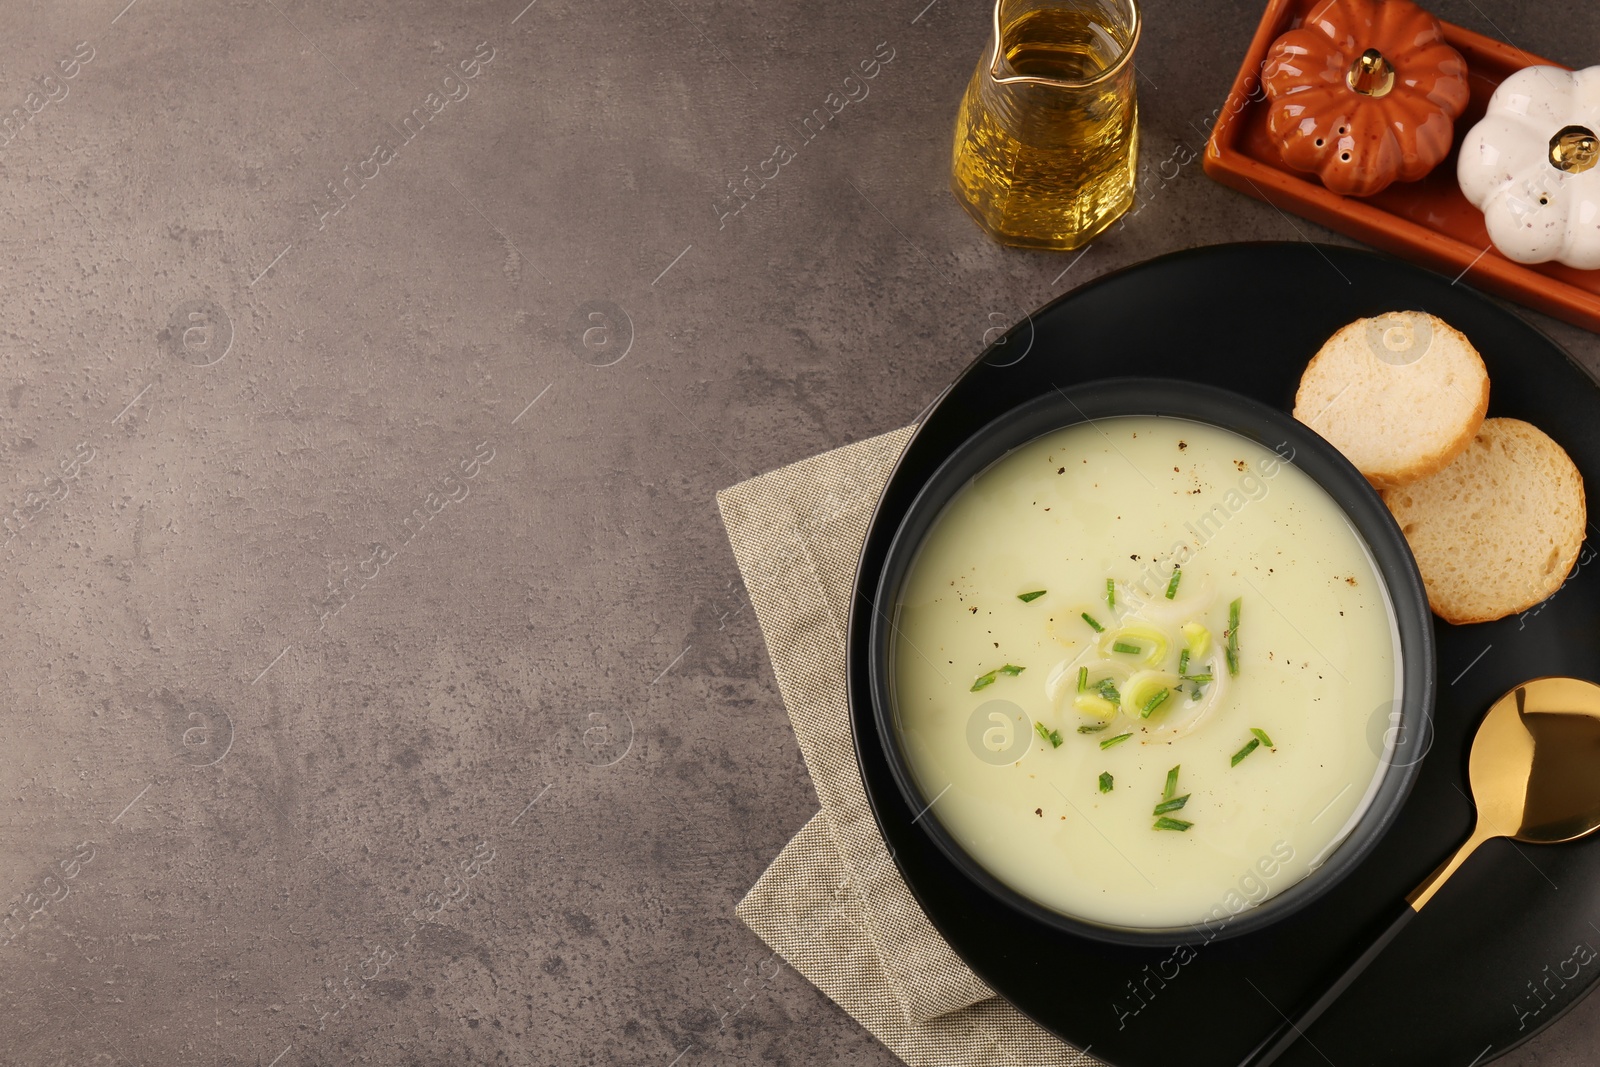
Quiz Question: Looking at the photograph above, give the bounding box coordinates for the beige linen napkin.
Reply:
[718,427,1097,1067]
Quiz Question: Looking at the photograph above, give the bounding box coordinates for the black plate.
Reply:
[847,243,1600,1067]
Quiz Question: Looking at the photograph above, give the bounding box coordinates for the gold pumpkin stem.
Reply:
[1346,48,1395,98]
[1550,125,1599,175]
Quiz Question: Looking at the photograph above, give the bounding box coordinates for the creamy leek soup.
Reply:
[892,416,1400,929]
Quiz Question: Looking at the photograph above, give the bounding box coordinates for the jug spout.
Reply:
[986,0,1141,86]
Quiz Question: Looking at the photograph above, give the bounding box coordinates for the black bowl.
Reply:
[862,377,1435,948]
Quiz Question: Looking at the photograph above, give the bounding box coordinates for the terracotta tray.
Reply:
[1204,0,1599,334]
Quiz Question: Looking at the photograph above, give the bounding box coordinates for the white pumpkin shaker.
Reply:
[1458,65,1600,270]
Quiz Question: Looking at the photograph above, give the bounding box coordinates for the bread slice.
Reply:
[1384,418,1586,624]
[1294,312,1489,489]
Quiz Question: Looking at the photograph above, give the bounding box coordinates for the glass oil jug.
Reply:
[952,0,1141,251]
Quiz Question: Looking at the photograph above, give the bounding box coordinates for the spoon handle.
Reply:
[1407,823,1498,911]
[1239,823,1497,1067]
[1238,905,1414,1067]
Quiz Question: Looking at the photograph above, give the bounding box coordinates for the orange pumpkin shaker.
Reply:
[1261,0,1469,197]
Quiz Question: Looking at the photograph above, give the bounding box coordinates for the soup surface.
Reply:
[892,416,1399,929]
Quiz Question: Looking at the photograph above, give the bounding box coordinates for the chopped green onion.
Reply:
[1018,590,1047,603]
[1226,597,1241,676]
[1035,721,1050,741]
[1049,730,1063,747]
[1104,624,1168,667]
[1082,612,1105,633]
[1163,765,1180,800]
[1095,678,1122,703]
[1251,727,1275,748]
[973,664,1023,691]
[1111,641,1142,655]
[1032,722,1063,748]
[1100,731,1134,750]
[1099,771,1114,793]
[1077,722,1110,733]
[1181,672,1213,683]
[1165,568,1182,600]
[1153,816,1193,832]
[1105,579,1116,609]
[1231,738,1260,766]
[1076,666,1088,693]
[1178,648,1190,675]
[1153,794,1190,815]
[1140,687,1171,718]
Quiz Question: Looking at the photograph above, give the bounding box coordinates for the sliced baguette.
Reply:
[1294,312,1489,489]
[1384,418,1586,625]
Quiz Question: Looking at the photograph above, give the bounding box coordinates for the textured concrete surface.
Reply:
[1,1,1597,1065]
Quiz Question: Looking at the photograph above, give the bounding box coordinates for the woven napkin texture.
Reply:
[717,426,1096,1067]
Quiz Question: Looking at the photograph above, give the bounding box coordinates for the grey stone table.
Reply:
[1,1,1595,1064]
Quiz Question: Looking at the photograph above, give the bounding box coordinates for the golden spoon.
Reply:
[1246,676,1600,1066]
